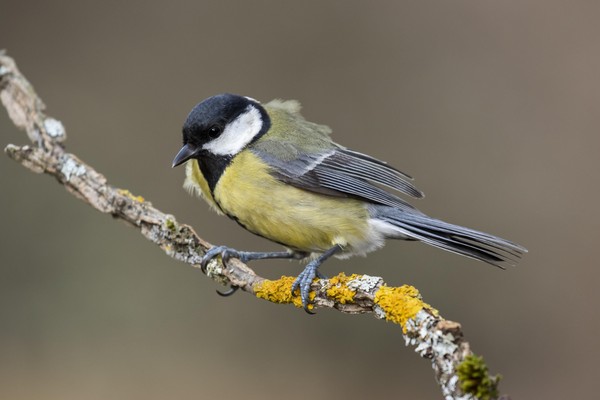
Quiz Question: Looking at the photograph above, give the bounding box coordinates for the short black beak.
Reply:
[172,143,199,167]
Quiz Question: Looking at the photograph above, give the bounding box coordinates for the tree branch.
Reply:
[1,51,506,400]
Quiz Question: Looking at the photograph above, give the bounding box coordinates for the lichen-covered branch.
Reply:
[0,51,506,400]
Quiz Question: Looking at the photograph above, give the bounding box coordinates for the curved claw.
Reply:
[216,285,239,297]
[201,246,248,273]
[200,245,229,273]
[291,262,321,314]
[290,245,341,314]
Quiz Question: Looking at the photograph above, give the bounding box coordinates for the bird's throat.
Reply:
[197,154,233,193]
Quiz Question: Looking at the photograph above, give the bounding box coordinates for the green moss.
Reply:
[456,354,501,400]
[165,218,177,232]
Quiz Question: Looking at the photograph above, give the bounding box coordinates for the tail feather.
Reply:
[372,208,527,268]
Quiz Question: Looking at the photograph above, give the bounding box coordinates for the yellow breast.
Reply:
[208,151,370,253]
[184,160,222,214]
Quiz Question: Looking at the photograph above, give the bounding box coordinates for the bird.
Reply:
[172,93,526,313]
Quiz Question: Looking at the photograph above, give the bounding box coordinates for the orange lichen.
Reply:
[374,285,436,332]
[326,273,360,304]
[117,189,145,203]
[254,276,314,310]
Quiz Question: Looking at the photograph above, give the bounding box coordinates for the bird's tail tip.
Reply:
[372,209,527,268]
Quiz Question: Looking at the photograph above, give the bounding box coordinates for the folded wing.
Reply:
[251,145,423,211]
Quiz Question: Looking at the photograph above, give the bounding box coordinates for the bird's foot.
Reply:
[291,261,324,315]
[200,246,250,297]
[290,245,342,314]
[201,246,307,297]
[201,245,247,273]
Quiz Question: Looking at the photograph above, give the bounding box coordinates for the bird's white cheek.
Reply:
[203,106,263,156]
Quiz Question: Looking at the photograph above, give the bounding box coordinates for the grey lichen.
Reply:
[346,274,381,292]
[403,310,476,400]
[373,305,386,320]
[60,157,86,181]
[204,258,224,278]
[44,118,66,139]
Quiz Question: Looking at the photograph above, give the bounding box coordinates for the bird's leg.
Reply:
[200,246,308,296]
[200,246,307,272]
[291,245,342,314]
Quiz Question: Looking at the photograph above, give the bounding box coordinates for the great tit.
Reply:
[172,93,526,312]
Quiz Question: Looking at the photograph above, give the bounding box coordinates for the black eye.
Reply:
[207,125,222,138]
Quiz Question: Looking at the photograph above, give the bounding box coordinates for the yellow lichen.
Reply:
[374,285,436,332]
[117,189,145,203]
[326,273,360,304]
[254,276,314,310]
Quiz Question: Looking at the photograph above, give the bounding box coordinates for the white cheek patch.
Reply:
[203,106,263,156]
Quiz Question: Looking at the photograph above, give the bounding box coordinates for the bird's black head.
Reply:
[172,93,270,167]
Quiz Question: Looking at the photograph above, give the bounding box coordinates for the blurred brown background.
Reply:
[1,1,598,399]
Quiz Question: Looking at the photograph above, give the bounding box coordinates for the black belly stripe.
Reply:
[197,154,232,193]
[197,154,261,237]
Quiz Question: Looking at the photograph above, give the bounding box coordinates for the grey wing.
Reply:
[252,146,424,211]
